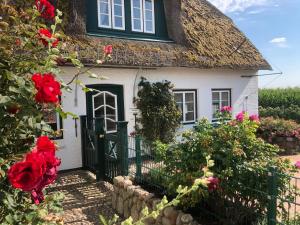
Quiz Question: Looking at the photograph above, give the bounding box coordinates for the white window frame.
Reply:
[97,0,125,30]
[131,0,155,34]
[212,89,231,120]
[174,90,197,124]
[92,91,118,134]
[131,0,143,32]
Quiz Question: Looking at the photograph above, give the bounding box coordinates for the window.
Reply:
[131,0,155,33]
[93,91,118,133]
[212,89,231,120]
[42,106,63,139]
[174,90,197,124]
[97,0,125,30]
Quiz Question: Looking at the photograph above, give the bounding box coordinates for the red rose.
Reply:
[15,38,21,46]
[38,152,61,187]
[32,73,61,104]
[207,177,220,192]
[36,136,56,155]
[38,28,59,48]
[104,45,113,55]
[35,0,55,20]
[8,154,46,192]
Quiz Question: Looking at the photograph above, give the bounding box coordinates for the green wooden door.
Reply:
[86,84,125,132]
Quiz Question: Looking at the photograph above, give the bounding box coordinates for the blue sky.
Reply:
[208,0,300,88]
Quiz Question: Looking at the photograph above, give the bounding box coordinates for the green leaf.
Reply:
[99,215,108,225]
[0,95,11,105]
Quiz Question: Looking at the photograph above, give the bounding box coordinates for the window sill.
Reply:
[181,122,196,125]
[86,32,173,43]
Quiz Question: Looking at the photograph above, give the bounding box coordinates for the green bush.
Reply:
[259,88,300,122]
[154,112,294,224]
[135,77,181,143]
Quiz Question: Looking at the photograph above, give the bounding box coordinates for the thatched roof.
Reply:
[61,0,271,70]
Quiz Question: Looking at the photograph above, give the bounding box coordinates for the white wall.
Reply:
[56,67,258,170]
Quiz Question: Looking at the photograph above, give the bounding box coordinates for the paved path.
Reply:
[48,170,119,225]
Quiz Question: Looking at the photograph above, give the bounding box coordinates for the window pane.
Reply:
[174,93,183,103]
[212,92,219,101]
[186,102,194,112]
[176,103,183,121]
[133,19,142,30]
[100,14,109,26]
[106,94,116,108]
[132,0,141,7]
[100,2,109,14]
[145,10,152,20]
[145,21,153,32]
[114,4,122,16]
[222,92,229,101]
[106,107,116,118]
[133,8,141,18]
[221,101,229,107]
[114,16,123,28]
[114,0,121,4]
[185,93,194,102]
[144,0,153,10]
[185,112,194,121]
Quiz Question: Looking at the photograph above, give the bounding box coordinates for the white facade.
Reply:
[56,66,258,170]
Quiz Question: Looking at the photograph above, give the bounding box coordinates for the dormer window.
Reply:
[98,0,125,30]
[131,0,155,34]
[87,0,169,41]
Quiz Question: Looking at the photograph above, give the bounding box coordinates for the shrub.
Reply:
[257,117,300,155]
[154,112,294,224]
[259,88,300,122]
[135,77,181,143]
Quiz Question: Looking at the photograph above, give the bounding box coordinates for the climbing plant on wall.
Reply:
[135,77,181,143]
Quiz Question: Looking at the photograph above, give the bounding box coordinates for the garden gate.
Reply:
[80,116,128,181]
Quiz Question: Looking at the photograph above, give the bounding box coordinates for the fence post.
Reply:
[80,116,87,168]
[95,117,105,181]
[267,166,278,225]
[117,121,128,176]
[135,135,142,180]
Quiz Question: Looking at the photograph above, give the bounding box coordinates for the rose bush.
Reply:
[154,111,294,224]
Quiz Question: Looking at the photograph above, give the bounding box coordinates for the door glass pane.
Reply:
[94,93,104,109]
[106,107,116,119]
[107,119,117,132]
[114,0,121,4]
[95,107,105,118]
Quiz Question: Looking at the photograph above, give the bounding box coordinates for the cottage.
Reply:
[51,0,271,170]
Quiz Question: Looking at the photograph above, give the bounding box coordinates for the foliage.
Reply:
[259,88,300,122]
[0,1,109,223]
[257,117,300,155]
[154,112,295,224]
[135,77,181,143]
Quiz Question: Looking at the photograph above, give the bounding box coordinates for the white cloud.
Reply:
[270,37,289,48]
[208,0,271,13]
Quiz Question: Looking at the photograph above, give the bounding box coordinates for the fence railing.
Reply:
[127,135,167,192]
[126,135,300,225]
